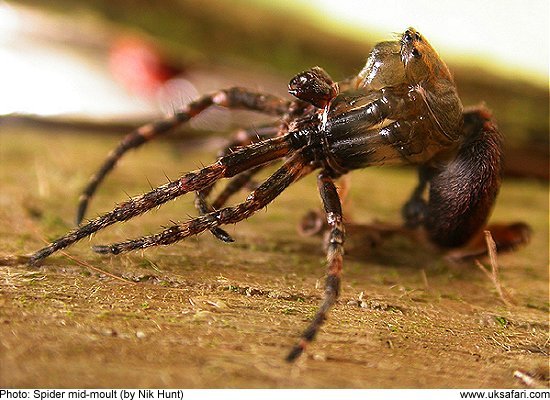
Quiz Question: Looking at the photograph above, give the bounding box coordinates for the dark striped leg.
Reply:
[91,152,314,255]
[298,175,351,236]
[76,88,290,224]
[287,172,345,362]
[195,126,280,242]
[29,135,293,266]
[218,126,281,159]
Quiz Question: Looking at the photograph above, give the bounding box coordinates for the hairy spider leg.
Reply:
[76,88,290,224]
[196,126,282,202]
[298,174,351,237]
[28,135,293,266]
[287,172,344,362]
[194,125,280,242]
[91,151,314,254]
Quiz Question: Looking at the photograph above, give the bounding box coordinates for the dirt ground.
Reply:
[0,128,548,388]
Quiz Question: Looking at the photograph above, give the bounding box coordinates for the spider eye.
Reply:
[412,48,421,58]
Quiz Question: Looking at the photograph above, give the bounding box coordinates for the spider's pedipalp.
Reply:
[29,135,294,266]
[76,88,290,224]
[91,151,314,255]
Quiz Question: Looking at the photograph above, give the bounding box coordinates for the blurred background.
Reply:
[1,0,548,178]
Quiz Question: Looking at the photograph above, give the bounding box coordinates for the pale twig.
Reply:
[420,268,430,291]
[474,230,515,306]
[513,370,538,388]
[59,250,136,285]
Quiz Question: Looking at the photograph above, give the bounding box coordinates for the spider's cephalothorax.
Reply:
[26,28,529,361]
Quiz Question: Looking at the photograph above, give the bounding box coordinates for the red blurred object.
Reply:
[109,36,183,97]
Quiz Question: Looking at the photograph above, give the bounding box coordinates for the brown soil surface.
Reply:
[0,129,548,388]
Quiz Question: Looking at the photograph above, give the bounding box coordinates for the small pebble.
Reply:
[136,331,146,339]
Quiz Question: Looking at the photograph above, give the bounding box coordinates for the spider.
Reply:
[25,28,530,362]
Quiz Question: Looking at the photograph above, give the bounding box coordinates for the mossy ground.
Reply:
[0,128,548,388]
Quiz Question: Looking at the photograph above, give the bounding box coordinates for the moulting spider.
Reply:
[24,28,530,361]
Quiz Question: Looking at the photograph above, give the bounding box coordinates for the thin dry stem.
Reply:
[475,230,515,306]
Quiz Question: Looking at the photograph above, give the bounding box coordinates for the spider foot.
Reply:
[286,339,307,362]
[297,210,326,236]
[0,254,33,267]
[209,227,235,243]
[92,245,121,255]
